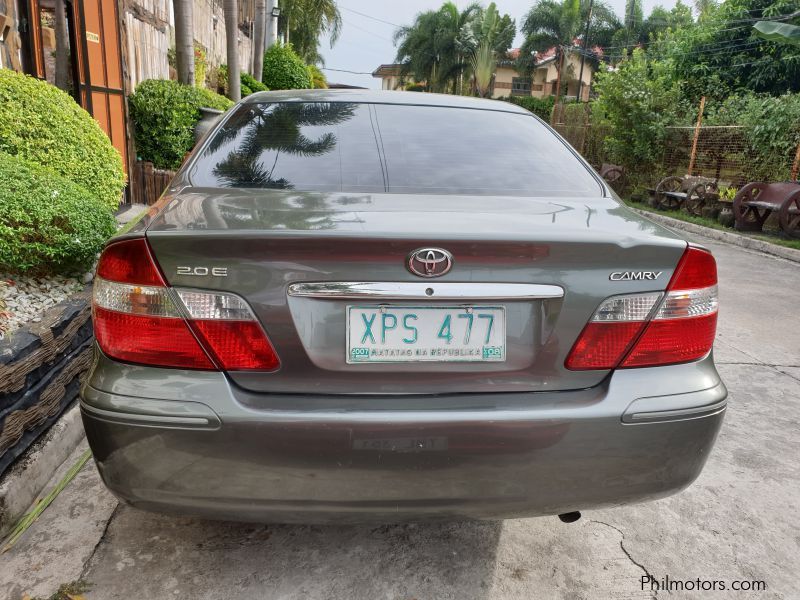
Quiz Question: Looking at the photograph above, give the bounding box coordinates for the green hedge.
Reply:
[241,72,268,96]
[0,70,125,211]
[263,44,312,90]
[0,153,117,276]
[501,95,556,122]
[128,79,233,170]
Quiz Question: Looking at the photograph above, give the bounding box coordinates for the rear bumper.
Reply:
[80,349,726,523]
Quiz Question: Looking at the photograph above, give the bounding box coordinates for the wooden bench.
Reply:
[733,182,800,238]
[650,175,717,212]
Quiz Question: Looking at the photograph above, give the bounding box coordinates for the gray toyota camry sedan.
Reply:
[81,90,726,523]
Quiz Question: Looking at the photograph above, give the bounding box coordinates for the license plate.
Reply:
[346,306,505,363]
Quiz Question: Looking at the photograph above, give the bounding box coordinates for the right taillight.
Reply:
[92,238,280,371]
[565,245,718,370]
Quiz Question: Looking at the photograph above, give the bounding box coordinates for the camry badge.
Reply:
[609,271,663,281]
[408,248,453,278]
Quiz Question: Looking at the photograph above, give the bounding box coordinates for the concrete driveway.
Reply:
[3,232,799,600]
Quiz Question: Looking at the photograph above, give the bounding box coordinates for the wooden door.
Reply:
[70,0,129,177]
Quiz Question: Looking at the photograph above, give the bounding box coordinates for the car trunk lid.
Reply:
[145,189,686,394]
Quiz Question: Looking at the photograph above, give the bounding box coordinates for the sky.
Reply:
[319,0,682,88]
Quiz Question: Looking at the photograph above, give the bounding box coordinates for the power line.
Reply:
[601,12,800,51]
[321,67,375,75]
[342,18,395,43]
[340,5,401,29]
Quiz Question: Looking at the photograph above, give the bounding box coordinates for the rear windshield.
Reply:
[190,102,602,197]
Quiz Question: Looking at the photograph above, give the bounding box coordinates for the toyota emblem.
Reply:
[407,248,453,278]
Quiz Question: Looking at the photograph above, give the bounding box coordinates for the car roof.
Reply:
[242,89,531,115]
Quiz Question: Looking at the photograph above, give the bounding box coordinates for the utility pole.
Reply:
[253,0,266,80]
[577,0,594,102]
[622,0,636,56]
[266,0,279,49]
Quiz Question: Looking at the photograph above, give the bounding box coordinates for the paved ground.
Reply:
[2,233,799,600]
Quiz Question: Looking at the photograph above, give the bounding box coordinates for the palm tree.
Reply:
[394,10,442,91]
[208,102,356,188]
[519,0,617,98]
[173,0,194,85]
[224,0,241,100]
[394,2,482,94]
[519,0,582,100]
[252,0,267,80]
[693,0,717,20]
[279,0,342,64]
[437,1,482,94]
[54,0,70,91]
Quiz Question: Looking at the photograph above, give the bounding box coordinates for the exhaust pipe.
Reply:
[558,511,581,523]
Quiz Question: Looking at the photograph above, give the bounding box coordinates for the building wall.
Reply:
[122,0,253,91]
[491,53,594,100]
[381,74,400,90]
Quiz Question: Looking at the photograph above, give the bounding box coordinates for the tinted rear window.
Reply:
[190,102,602,197]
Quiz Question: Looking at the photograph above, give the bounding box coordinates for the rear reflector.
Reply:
[566,245,718,370]
[92,238,280,371]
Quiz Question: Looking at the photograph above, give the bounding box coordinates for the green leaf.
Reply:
[753,21,800,47]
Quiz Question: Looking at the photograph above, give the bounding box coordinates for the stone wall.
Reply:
[123,0,254,91]
[0,294,93,476]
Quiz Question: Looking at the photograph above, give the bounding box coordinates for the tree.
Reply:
[467,2,516,54]
[471,41,495,97]
[693,0,718,20]
[754,12,800,45]
[640,2,694,42]
[592,49,687,174]
[224,0,241,101]
[517,0,583,99]
[54,0,70,91]
[655,0,800,98]
[207,102,355,189]
[279,0,342,64]
[394,2,483,94]
[252,0,267,80]
[394,10,443,91]
[173,0,194,85]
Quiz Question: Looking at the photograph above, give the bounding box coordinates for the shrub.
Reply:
[592,50,687,179]
[241,72,268,95]
[128,79,233,170]
[307,65,327,89]
[705,93,800,181]
[262,43,312,90]
[0,153,117,276]
[0,69,125,211]
[405,83,425,92]
[501,95,556,121]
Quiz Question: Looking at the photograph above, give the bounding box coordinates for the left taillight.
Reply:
[92,238,280,371]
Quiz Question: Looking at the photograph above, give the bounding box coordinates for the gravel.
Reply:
[0,275,84,339]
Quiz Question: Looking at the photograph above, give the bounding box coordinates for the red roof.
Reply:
[505,43,604,64]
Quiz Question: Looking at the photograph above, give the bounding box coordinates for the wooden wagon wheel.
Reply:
[685,183,709,216]
[602,167,624,187]
[655,176,683,210]
[732,183,765,231]
[778,191,800,238]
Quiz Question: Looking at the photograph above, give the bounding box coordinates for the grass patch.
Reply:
[625,200,800,251]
